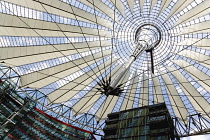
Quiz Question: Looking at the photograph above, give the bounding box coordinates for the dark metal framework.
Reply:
[1,65,210,137]
[0,0,210,139]
[0,65,101,134]
[0,74,96,140]
[173,113,210,137]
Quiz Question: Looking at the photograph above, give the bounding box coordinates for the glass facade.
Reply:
[102,103,179,140]
[0,79,96,140]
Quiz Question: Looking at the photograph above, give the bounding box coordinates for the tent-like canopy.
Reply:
[0,0,209,136]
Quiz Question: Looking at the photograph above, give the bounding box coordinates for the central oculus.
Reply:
[135,24,161,50]
[98,24,161,96]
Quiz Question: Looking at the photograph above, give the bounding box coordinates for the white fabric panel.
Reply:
[126,72,139,110]
[0,13,111,38]
[110,0,125,17]
[178,50,210,69]
[48,58,114,104]
[176,38,210,50]
[49,0,113,29]
[175,0,210,26]
[21,58,99,88]
[152,74,164,104]
[0,26,92,37]
[0,40,111,65]
[20,50,112,88]
[120,72,139,111]
[160,71,188,124]
[78,0,119,23]
[159,0,171,14]
[0,46,103,67]
[27,0,113,29]
[127,0,134,12]
[63,59,118,105]
[3,0,95,25]
[72,64,123,115]
[167,0,194,20]
[172,60,210,95]
[0,43,111,67]
[150,0,157,11]
[167,66,210,116]
[95,95,118,121]
[95,70,131,121]
[177,20,210,35]
[139,0,144,12]
[139,74,149,107]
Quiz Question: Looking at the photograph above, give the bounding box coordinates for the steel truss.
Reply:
[0,65,103,135]
[0,65,210,137]
[173,113,210,137]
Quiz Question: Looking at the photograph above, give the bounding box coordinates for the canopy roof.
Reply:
[0,0,210,134]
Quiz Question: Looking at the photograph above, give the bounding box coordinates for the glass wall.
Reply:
[0,79,96,140]
[103,103,178,140]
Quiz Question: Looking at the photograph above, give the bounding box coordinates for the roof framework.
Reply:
[0,0,210,137]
